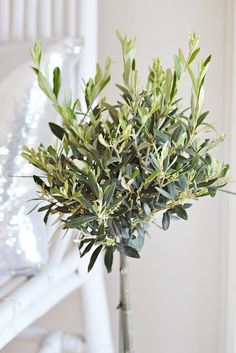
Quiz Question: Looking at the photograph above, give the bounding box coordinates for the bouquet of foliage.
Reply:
[23,32,230,352]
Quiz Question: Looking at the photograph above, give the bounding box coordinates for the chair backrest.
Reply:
[0,0,79,42]
[0,0,98,101]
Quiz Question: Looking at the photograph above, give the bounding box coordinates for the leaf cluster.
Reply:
[23,34,229,272]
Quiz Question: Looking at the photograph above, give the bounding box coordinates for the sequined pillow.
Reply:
[0,39,81,275]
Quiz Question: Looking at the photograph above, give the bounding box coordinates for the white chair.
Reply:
[0,1,113,352]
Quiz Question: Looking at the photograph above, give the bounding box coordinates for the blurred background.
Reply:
[1,0,236,353]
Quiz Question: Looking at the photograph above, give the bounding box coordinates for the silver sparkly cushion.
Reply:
[0,39,81,275]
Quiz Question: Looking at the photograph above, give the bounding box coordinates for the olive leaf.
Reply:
[49,122,66,140]
[88,245,103,272]
[53,67,61,99]
[162,211,170,231]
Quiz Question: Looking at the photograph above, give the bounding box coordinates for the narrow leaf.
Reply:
[116,244,140,258]
[53,67,61,99]
[88,245,103,272]
[145,171,159,184]
[104,247,114,273]
[188,48,200,65]
[81,240,95,258]
[98,133,110,147]
[38,204,53,212]
[88,171,100,198]
[162,211,170,230]
[77,195,94,212]
[43,208,51,224]
[33,175,49,190]
[196,111,209,127]
[38,72,57,104]
[103,182,116,205]
[49,122,66,140]
[73,160,89,174]
[175,206,188,220]
[65,214,97,228]
[155,186,174,200]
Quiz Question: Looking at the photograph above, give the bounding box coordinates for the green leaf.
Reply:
[108,195,127,212]
[219,164,229,178]
[207,187,217,197]
[175,206,188,220]
[33,175,49,190]
[43,208,51,224]
[116,244,140,258]
[38,71,57,104]
[115,84,131,96]
[188,47,200,65]
[102,101,119,120]
[204,55,212,67]
[98,133,110,147]
[174,55,182,79]
[77,195,94,212]
[178,175,188,190]
[172,126,183,143]
[123,58,131,85]
[198,86,204,112]
[81,240,95,258]
[112,155,131,173]
[108,219,122,237]
[183,203,192,209]
[88,171,100,198]
[145,170,159,184]
[73,160,89,174]
[196,111,209,127]
[178,49,186,65]
[161,141,170,162]
[149,153,161,171]
[155,186,174,200]
[49,122,66,140]
[170,71,177,100]
[143,203,151,216]
[88,245,103,272]
[53,67,61,99]
[103,182,116,206]
[84,143,100,161]
[165,68,172,101]
[198,178,218,187]
[104,247,114,273]
[187,66,198,96]
[162,211,170,230]
[38,204,53,212]
[33,175,44,187]
[154,130,169,144]
[30,41,42,68]
[65,214,97,228]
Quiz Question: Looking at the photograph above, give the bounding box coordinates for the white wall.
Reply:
[2,1,235,353]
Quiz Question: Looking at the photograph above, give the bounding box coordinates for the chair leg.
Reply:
[80,256,114,353]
